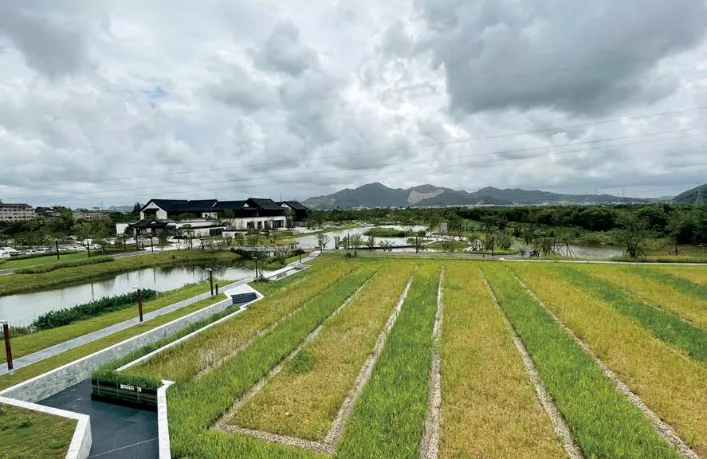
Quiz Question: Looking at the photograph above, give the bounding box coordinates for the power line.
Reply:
[15,130,705,204]
[40,105,707,185]
[14,127,704,200]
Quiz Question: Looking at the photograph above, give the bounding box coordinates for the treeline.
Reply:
[311,204,707,245]
[0,207,139,247]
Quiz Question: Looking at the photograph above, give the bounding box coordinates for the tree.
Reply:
[467,233,481,252]
[131,202,143,215]
[284,207,295,229]
[221,209,236,219]
[615,214,649,259]
[317,233,330,251]
[366,235,375,249]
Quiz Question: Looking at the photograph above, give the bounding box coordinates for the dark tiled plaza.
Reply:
[39,379,158,458]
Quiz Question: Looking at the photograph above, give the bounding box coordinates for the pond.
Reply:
[554,244,623,259]
[0,261,258,326]
[294,225,428,250]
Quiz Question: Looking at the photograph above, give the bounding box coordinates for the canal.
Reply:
[0,261,255,326]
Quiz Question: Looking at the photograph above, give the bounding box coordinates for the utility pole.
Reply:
[1,321,13,374]
[86,240,91,258]
[56,240,60,261]
[206,268,214,295]
[137,288,144,322]
[150,234,154,253]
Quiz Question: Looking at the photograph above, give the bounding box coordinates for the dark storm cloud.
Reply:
[413,0,707,116]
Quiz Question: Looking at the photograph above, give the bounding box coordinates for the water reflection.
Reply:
[0,261,254,326]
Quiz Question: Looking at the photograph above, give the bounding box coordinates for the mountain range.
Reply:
[673,183,707,204]
[302,182,657,209]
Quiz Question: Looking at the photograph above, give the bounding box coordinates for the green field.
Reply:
[0,404,76,459]
[7,254,707,458]
[2,251,93,269]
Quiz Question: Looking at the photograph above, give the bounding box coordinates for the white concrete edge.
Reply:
[0,286,238,399]
[116,291,263,372]
[157,380,175,459]
[117,265,311,372]
[0,396,92,459]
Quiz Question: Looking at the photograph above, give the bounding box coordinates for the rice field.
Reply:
[102,255,707,458]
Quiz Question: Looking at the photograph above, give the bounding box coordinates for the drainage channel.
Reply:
[39,379,158,459]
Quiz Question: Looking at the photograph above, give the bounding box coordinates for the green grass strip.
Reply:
[631,267,707,300]
[0,404,77,459]
[558,267,707,363]
[482,264,679,459]
[168,264,374,458]
[335,263,440,459]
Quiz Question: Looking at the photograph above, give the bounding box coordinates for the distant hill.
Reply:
[303,182,647,209]
[673,183,707,204]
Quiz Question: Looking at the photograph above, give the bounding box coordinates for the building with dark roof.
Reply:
[278,201,309,221]
[139,197,308,230]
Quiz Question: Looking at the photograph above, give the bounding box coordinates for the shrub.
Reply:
[30,289,159,331]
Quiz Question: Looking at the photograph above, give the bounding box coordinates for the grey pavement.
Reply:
[40,379,158,459]
[0,251,320,376]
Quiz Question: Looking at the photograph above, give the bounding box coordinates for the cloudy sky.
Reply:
[0,0,706,207]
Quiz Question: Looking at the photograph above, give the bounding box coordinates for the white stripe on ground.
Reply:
[513,273,698,459]
[420,268,444,459]
[479,268,584,459]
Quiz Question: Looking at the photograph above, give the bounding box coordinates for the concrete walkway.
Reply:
[0,252,320,376]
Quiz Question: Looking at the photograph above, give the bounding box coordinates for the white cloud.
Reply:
[0,0,705,208]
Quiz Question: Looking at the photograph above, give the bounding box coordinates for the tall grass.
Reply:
[559,267,707,362]
[93,301,247,390]
[439,263,564,458]
[129,261,357,382]
[482,264,679,458]
[168,268,376,458]
[230,261,415,441]
[335,264,440,458]
[513,262,707,456]
[630,267,707,299]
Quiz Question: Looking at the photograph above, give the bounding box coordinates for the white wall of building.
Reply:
[228,216,286,230]
[140,202,168,220]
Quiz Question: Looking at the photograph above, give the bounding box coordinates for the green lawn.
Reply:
[0,404,76,459]
[1,280,232,364]
[0,249,240,296]
[3,251,92,269]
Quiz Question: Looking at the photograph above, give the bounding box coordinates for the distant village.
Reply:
[0,198,308,258]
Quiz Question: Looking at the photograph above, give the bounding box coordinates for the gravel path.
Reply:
[420,269,444,459]
[480,269,584,459]
[514,274,698,459]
